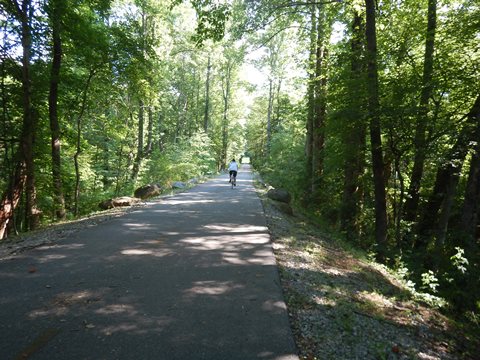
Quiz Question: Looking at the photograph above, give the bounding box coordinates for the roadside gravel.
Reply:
[258,189,475,360]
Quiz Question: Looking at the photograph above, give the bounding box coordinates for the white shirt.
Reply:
[228,161,238,171]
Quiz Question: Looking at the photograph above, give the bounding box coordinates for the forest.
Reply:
[1,0,479,328]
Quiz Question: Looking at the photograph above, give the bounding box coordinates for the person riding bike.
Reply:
[228,159,238,185]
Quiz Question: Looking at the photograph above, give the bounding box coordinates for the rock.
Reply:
[267,188,292,204]
[188,178,199,185]
[99,197,141,210]
[270,199,293,215]
[99,200,114,210]
[172,181,186,189]
[255,174,267,188]
[134,184,162,199]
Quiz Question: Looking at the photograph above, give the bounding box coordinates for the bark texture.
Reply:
[304,6,316,200]
[404,0,437,222]
[341,9,366,238]
[311,5,327,196]
[365,0,388,261]
[203,56,211,132]
[48,0,66,220]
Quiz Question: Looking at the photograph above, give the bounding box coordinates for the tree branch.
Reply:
[3,0,22,19]
[250,25,309,51]
[273,0,343,10]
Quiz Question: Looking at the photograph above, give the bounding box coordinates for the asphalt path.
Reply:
[0,165,298,360]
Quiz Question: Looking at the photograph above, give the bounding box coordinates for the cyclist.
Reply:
[228,159,238,186]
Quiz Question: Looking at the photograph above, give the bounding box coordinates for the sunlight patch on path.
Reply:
[184,280,245,297]
[204,224,267,233]
[162,199,214,205]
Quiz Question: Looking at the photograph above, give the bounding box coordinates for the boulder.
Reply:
[267,188,291,204]
[134,184,162,199]
[270,199,293,215]
[172,181,186,189]
[99,196,140,210]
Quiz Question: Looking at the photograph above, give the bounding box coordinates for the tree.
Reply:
[0,0,39,238]
[403,0,437,222]
[204,55,212,132]
[47,0,66,220]
[220,56,233,168]
[416,95,480,255]
[364,0,387,261]
[340,3,367,239]
[311,3,329,198]
[304,5,316,199]
[452,94,480,250]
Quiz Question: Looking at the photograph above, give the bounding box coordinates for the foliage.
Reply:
[241,0,480,320]
[260,116,307,202]
[142,131,217,184]
[450,247,469,275]
[0,0,247,225]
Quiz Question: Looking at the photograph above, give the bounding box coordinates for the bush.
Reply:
[141,131,216,185]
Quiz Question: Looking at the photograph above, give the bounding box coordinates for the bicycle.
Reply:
[229,171,237,189]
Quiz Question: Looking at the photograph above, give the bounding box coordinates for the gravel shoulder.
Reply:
[256,186,477,360]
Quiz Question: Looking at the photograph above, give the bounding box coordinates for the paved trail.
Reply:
[0,165,298,360]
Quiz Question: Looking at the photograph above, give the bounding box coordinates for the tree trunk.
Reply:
[48,0,66,220]
[393,156,405,248]
[0,157,26,239]
[73,70,95,217]
[145,106,153,156]
[462,154,480,235]
[275,79,282,129]
[73,124,81,217]
[157,111,164,151]
[341,9,366,238]
[417,95,480,252]
[265,78,274,156]
[203,56,211,132]
[311,4,327,196]
[461,154,480,251]
[460,95,480,250]
[0,48,19,238]
[404,0,437,222]
[114,143,125,196]
[194,69,200,127]
[0,0,38,236]
[305,6,316,202]
[131,100,144,182]
[221,62,232,169]
[365,0,388,261]
[19,0,38,231]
